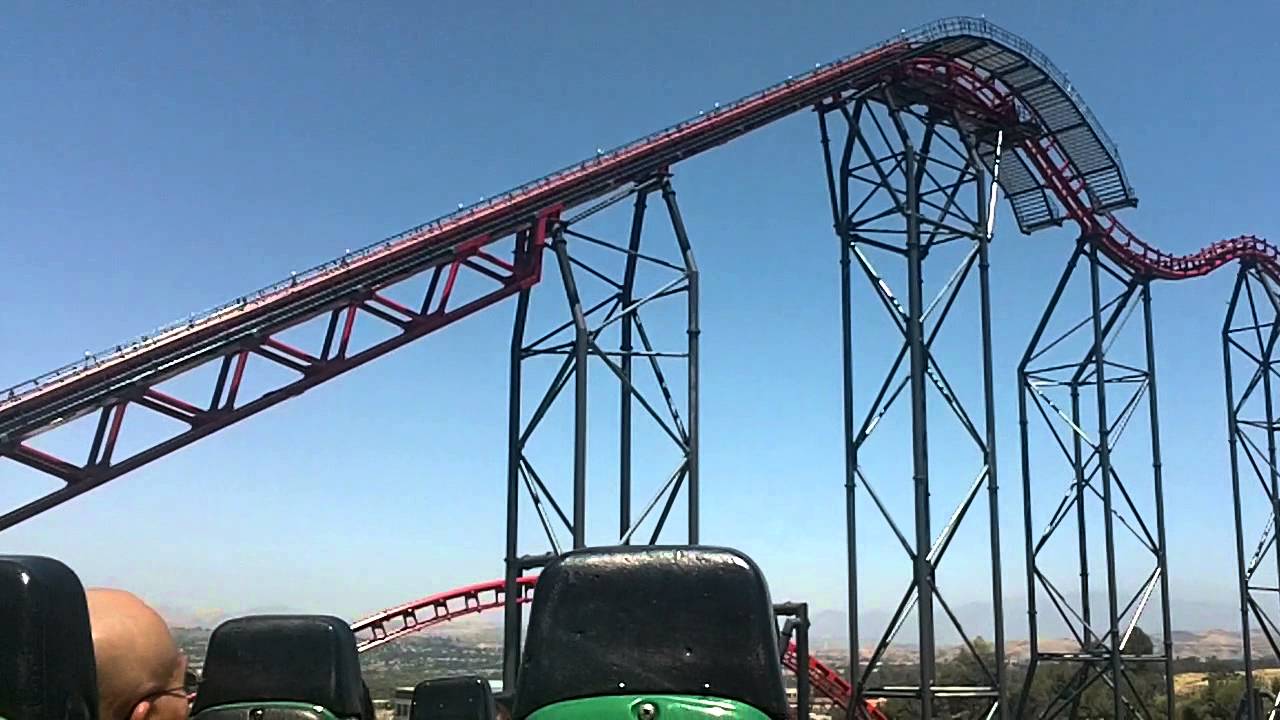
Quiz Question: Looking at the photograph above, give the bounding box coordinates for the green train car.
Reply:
[513,546,786,720]
[0,547,786,720]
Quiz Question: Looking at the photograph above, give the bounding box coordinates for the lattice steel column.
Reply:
[1016,238,1173,719]
[777,603,813,720]
[1223,265,1280,720]
[819,87,1007,719]
[502,174,699,688]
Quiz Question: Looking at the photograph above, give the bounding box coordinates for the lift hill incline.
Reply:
[0,19,1271,526]
[0,12,1272,634]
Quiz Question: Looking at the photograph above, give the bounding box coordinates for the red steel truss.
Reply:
[0,215,556,528]
[352,577,538,654]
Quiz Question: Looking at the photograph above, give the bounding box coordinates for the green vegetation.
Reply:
[354,635,502,699]
[867,629,1271,719]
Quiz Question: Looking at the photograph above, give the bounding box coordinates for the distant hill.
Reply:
[808,594,1245,653]
[158,604,303,628]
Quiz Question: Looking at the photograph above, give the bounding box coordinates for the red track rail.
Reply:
[351,576,537,654]
[350,577,884,719]
[896,57,1276,279]
[0,213,557,528]
[781,643,888,719]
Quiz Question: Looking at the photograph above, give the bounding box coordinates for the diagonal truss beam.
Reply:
[502,174,699,690]
[0,216,557,530]
[822,91,1007,719]
[1225,266,1280,720]
[1017,240,1174,719]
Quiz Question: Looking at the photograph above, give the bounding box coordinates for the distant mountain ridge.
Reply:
[808,595,1243,647]
[157,603,303,628]
[161,595,1252,660]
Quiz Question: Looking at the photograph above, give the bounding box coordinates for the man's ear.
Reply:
[128,699,153,720]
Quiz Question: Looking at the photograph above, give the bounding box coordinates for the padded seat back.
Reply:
[513,546,787,719]
[0,556,98,720]
[410,677,494,720]
[191,615,365,720]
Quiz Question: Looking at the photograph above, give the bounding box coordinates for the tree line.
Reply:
[860,629,1270,719]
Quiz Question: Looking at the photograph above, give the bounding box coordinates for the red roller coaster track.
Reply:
[349,577,887,719]
[351,577,537,654]
[888,56,1275,278]
[0,17,1271,529]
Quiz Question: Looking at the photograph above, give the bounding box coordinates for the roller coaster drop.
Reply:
[2,16,1276,720]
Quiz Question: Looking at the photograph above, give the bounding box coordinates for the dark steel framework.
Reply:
[501,174,699,689]
[777,602,814,720]
[819,86,1007,717]
[1224,265,1280,720]
[1016,238,1174,718]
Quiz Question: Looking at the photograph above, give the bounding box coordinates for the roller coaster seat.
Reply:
[513,546,787,720]
[409,677,495,720]
[0,556,99,720]
[190,616,367,720]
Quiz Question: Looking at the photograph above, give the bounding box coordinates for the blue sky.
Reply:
[2,1,1278,640]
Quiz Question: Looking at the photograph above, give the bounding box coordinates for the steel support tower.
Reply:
[502,174,699,688]
[1016,238,1174,718]
[819,87,1007,718]
[777,602,814,720]
[1224,265,1280,720]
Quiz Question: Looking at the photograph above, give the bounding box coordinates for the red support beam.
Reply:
[0,214,556,530]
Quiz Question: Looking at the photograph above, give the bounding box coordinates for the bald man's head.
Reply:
[86,589,188,720]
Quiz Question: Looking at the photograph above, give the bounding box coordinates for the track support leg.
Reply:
[502,176,700,686]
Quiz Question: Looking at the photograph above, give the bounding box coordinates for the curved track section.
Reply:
[351,577,882,718]
[889,55,1278,279]
[351,576,537,654]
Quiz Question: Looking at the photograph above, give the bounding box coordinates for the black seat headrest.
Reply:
[192,615,364,718]
[513,546,787,719]
[0,555,98,720]
[410,677,495,720]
